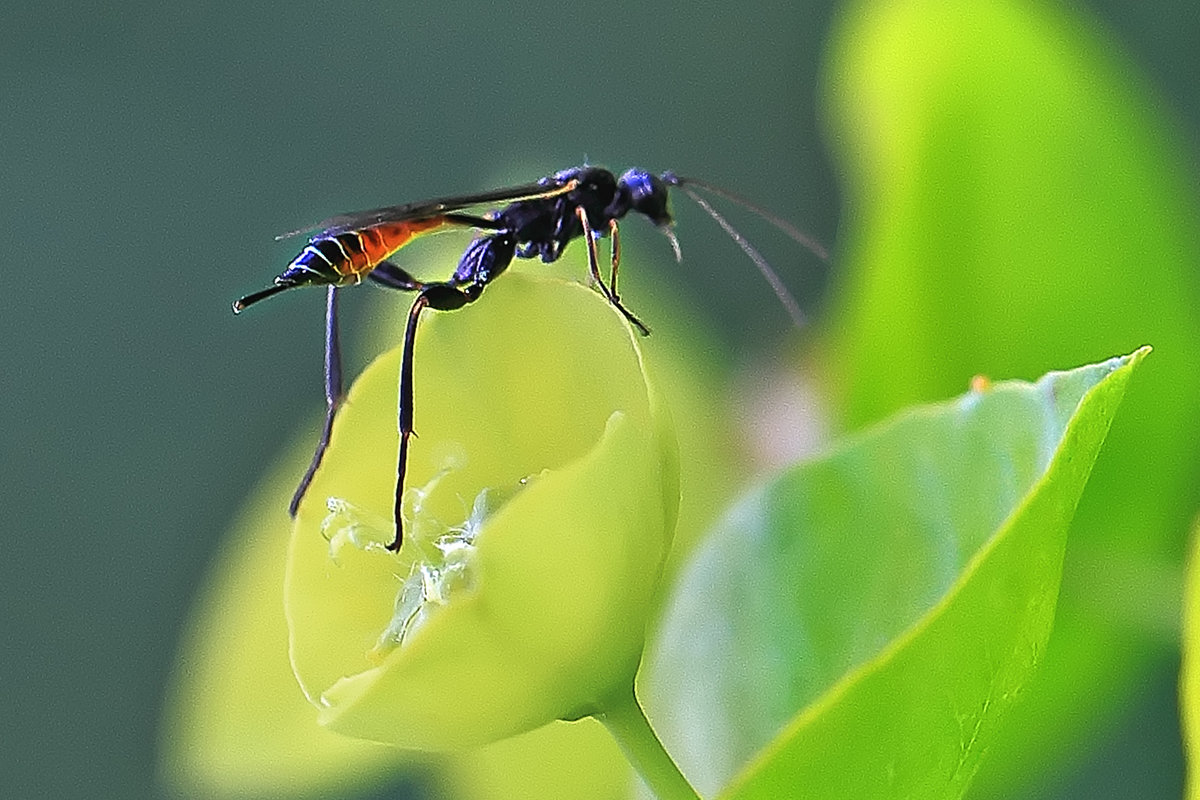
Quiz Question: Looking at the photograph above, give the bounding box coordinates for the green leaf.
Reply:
[819,0,1200,788]
[643,350,1145,799]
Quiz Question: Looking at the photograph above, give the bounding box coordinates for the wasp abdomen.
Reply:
[276,217,453,289]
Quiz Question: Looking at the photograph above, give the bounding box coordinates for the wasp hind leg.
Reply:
[388,232,518,552]
[368,260,426,291]
[290,286,345,517]
[287,260,435,522]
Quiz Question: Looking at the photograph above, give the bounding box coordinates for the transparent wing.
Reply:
[275,178,576,241]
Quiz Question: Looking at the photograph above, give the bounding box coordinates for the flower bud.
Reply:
[285,274,678,750]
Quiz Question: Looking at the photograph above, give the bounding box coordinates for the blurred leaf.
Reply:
[820,0,1200,790]
[645,350,1144,798]
[160,435,420,798]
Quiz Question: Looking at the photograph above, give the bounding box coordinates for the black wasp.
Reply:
[234,165,827,551]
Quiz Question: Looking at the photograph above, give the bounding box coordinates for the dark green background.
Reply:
[1,2,1195,798]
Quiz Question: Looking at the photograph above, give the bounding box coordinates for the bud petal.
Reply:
[285,274,678,750]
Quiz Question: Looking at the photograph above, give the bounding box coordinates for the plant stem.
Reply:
[596,684,702,800]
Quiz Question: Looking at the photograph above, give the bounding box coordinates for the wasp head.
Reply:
[614,169,673,229]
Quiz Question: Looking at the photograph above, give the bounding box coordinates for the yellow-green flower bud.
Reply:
[285,274,679,750]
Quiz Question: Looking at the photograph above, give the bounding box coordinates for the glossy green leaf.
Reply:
[644,350,1144,798]
[820,0,1200,789]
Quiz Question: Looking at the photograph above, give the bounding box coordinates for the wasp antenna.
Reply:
[666,174,830,263]
[663,225,683,262]
[677,185,807,328]
[232,283,290,314]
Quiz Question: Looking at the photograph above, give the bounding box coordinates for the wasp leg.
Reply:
[388,233,517,552]
[289,286,344,517]
[391,291,430,551]
[607,218,621,299]
[576,207,649,336]
[369,260,426,291]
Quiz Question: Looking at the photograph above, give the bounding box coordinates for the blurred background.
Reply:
[2,1,1198,798]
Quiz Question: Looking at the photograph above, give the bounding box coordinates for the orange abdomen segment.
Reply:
[339,216,454,279]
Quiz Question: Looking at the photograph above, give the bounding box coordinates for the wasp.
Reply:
[234,166,827,551]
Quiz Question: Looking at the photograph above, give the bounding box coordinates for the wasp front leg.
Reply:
[575,207,649,336]
[607,218,622,299]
